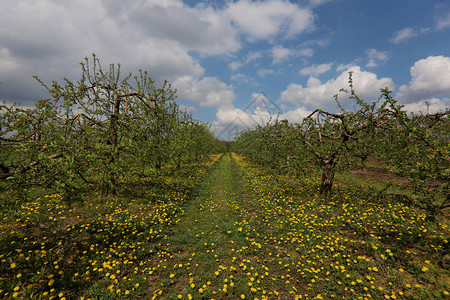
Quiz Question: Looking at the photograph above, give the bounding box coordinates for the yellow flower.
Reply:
[421,267,428,272]
[11,263,16,269]
[241,294,245,299]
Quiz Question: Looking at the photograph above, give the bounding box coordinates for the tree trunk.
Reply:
[320,160,336,198]
[107,98,121,196]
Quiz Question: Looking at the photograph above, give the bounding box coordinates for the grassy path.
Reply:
[148,152,314,300]
[151,152,262,299]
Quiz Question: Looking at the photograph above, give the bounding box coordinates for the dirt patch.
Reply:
[349,166,411,186]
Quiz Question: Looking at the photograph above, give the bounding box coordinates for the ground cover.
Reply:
[0,152,448,299]
[0,154,222,299]
[230,153,449,299]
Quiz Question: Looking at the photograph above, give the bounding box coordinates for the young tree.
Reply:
[376,89,449,217]
[297,73,380,197]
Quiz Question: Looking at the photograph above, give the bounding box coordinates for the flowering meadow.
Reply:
[0,154,221,299]
[0,152,449,299]
[229,153,449,299]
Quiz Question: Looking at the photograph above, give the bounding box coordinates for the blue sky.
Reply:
[1,0,449,139]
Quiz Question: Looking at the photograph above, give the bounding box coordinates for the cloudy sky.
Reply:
[1,0,449,139]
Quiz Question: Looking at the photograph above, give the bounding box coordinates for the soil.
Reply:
[349,166,411,186]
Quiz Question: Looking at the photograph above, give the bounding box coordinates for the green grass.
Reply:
[0,154,222,299]
[0,152,448,299]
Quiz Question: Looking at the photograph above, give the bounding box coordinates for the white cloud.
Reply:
[179,104,196,113]
[244,51,262,64]
[231,73,259,86]
[0,0,240,104]
[280,66,394,109]
[299,63,332,76]
[365,49,389,67]
[213,101,312,139]
[271,46,294,64]
[213,107,264,139]
[278,106,312,123]
[271,45,313,64]
[306,0,334,8]
[257,69,275,78]
[301,39,330,48]
[225,0,315,39]
[298,48,314,57]
[229,61,243,71]
[390,9,449,44]
[396,55,450,103]
[0,48,18,73]
[173,76,235,108]
[390,27,418,44]
[436,11,450,30]
[336,63,356,72]
[214,106,276,140]
[228,51,262,72]
[402,98,449,114]
[114,0,240,55]
[390,27,431,44]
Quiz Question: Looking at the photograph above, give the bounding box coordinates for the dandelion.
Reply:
[421,267,428,272]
